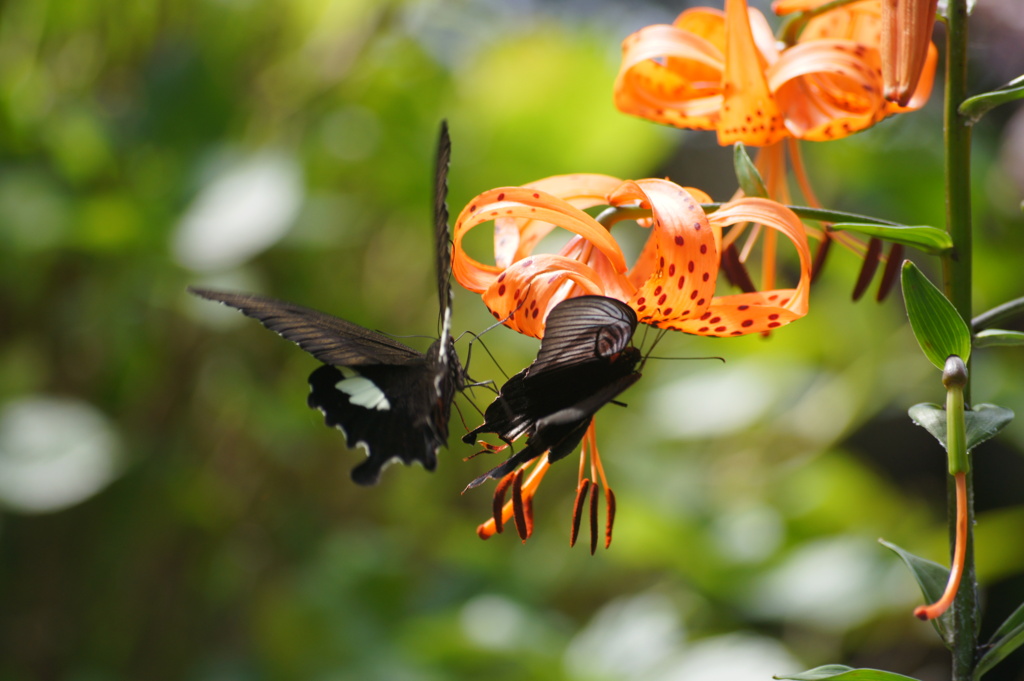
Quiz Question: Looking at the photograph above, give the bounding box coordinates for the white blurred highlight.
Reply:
[565,593,684,680]
[748,536,907,630]
[0,397,121,513]
[460,594,532,651]
[173,151,303,272]
[649,633,801,681]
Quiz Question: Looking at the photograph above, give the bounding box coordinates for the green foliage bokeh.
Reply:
[2,1,1024,680]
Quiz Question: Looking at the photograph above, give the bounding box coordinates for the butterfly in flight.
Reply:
[463,295,642,489]
[190,122,465,485]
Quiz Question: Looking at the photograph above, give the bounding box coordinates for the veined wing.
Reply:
[189,288,425,367]
[530,296,638,375]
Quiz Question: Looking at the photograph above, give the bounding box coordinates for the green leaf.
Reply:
[829,223,952,254]
[908,403,1015,452]
[959,74,1024,124]
[901,261,972,369]
[974,329,1024,348]
[992,601,1024,642]
[976,610,1024,680]
[774,665,921,681]
[972,296,1024,331]
[879,539,953,645]
[733,142,768,198]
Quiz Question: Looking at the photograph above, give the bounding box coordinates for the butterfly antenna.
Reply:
[638,327,729,368]
[457,289,531,382]
[453,395,487,428]
[458,330,509,384]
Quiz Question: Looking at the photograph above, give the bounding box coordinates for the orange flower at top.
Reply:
[614,0,937,144]
[452,174,810,340]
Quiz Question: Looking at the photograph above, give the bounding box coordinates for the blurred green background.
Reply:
[2,1,1024,679]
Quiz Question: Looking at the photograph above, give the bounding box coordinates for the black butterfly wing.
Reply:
[188,288,425,366]
[309,363,445,485]
[529,295,637,376]
[464,369,641,488]
[463,296,641,474]
[435,120,453,345]
[429,120,465,397]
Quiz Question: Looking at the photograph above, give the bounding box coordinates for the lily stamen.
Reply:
[477,456,551,540]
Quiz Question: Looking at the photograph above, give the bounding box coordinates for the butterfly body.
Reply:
[464,295,641,487]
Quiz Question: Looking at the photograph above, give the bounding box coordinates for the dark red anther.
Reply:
[570,478,591,548]
[876,243,904,302]
[604,487,617,549]
[511,469,529,541]
[852,237,882,301]
[720,243,757,293]
[492,471,516,534]
[811,230,833,284]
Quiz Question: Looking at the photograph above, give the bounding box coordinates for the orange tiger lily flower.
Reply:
[614,0,937,144]
[452,175,811,339]
[454,175,810,545]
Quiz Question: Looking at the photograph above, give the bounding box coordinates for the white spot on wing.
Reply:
[335,376,391,411]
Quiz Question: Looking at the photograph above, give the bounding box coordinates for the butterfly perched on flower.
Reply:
[189,122,465,485]
[464,295,641,489]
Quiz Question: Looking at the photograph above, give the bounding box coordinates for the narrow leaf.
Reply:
[830,223,952,254]
[879,539,953,645]
[901,261,972,369]
[733,142,768,198]
[972,296,1024,331]
[976,620,1024,680]
[974,329,1024,348]
[908,403,1014,452]
[959,75,1024,124]
[775,665,921,681]
[992,601,1024,642]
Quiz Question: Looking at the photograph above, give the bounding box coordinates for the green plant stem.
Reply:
[943,0,977,678]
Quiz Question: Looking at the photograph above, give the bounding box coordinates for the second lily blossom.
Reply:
[614,0,938,145]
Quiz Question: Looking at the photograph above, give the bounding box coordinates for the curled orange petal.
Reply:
[720,0,787,145]
[614,21,726,130]
[481,254,608,337]
[453,185,627,294]
[610,180,720,325]
[665,197,809,336]
[497,174,626,266]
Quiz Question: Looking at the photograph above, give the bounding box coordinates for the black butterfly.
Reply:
[189,122,465,485]
[463,295,642,488]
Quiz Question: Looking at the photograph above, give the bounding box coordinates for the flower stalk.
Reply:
[941,0,977,675]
